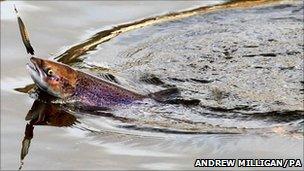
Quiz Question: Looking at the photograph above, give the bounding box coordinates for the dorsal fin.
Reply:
[97,73,120,84]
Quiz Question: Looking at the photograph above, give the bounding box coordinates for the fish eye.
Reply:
[47,69,54,76]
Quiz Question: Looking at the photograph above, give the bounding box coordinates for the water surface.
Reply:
[1,0,303,170]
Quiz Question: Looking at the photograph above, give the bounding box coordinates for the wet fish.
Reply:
[14,5,35,55]
[26,57,180,107]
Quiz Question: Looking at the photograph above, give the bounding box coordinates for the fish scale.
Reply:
[73,71,143,107]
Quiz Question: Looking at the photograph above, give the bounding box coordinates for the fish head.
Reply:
[26,57,77,98]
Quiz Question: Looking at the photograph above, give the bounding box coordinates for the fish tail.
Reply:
[148,88,181,102]
[149,87,201,106]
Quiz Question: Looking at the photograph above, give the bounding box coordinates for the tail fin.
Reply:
[148,88,180,102]
[164,98,201,106]
[149,88,201,106]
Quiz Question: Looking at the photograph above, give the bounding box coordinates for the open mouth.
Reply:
[26,60,38,74]
[26,57,48,91]
[26,57,46,78]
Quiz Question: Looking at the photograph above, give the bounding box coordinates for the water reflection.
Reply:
[18,90,141,169]
[19,99,78,170]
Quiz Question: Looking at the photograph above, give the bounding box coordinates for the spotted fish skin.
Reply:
[72,71,146,107]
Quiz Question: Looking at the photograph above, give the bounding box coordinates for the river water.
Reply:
[1,0,303,170]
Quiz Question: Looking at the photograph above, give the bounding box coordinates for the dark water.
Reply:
[1,1,303,170]
[78,2,304,135]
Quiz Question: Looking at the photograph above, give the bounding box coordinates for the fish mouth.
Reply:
[26,57,48,91]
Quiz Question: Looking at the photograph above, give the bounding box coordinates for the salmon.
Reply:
[26,57,180,107]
